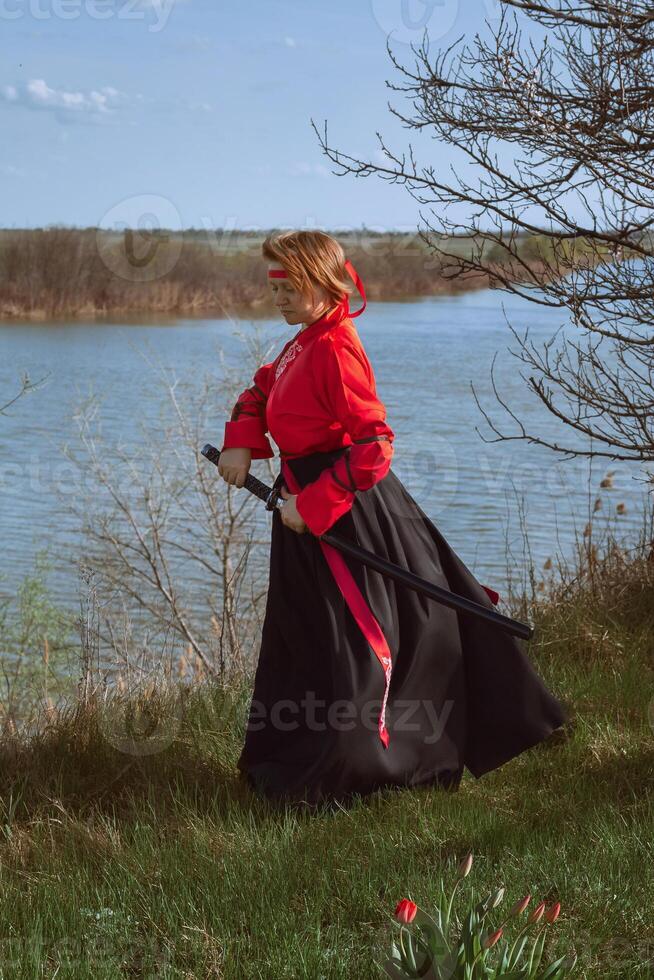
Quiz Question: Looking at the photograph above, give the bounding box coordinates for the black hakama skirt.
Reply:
[236,448,569,809]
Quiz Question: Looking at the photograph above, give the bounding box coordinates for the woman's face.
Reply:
[268,262,334,327]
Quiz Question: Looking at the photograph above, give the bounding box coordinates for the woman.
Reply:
[218,230,568,810]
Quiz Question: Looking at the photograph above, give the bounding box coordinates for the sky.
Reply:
[0,0,505,231]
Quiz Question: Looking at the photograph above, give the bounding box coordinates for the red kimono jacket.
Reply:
[221,301,394,537]
[222,299,500,751]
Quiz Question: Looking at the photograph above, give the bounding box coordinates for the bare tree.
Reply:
[59,327,279,684]
[312,0,654,476]
[1,370,50,416]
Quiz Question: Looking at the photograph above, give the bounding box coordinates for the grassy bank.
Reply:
[0,227,544,322]
[0,521,652,977]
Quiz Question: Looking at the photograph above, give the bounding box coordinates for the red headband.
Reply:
[267,259,367,318]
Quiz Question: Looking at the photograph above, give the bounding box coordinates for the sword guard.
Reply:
[265,488,284,511]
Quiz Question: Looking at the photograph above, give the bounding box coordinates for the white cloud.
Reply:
[289,161,332,179]
[1,78,132,123]
[171,96,213,112]
[1,75,212,125]
[284,36,297,48]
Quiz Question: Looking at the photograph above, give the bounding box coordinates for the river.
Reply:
[0,290,651,618]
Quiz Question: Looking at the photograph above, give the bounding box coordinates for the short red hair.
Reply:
[262,230,353,307]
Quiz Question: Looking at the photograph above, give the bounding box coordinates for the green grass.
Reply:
[0,547,653,978]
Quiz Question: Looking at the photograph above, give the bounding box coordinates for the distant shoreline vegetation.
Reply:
[0,226,555,322]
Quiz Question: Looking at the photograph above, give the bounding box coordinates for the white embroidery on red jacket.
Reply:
[275,339,303,381]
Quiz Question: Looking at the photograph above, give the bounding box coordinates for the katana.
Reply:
[201,444,534,641]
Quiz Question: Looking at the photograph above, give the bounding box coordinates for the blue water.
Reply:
[0,291,651,618]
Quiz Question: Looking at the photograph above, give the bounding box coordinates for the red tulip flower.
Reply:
[483,927,503,949]
[457,853,473,879]
[545,901,561,924]
[395,899,418,924]
[509,894,531,917]
[528,901,546,924]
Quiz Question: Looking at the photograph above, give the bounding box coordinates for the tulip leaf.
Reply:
[414,908,444,935]
[384,957,412,980]
[436,949,461,980]
[528,930,547,973]
[401,927,418,974]
[413,910,449,957]
[390,941,403,961]
[507,934,529,969]
[535,929,548,966]
[537,954,572,980]
[461,906,479,957]
[497,947,512,972]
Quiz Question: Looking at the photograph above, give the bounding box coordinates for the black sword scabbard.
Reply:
[202,443,534,641]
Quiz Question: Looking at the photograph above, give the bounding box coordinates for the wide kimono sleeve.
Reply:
[295,337,395,537]
[221,360,276,460]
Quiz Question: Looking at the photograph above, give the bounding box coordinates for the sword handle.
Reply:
[201,444,284,511]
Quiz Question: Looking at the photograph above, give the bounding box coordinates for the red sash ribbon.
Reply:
[281,461,392,750]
